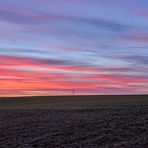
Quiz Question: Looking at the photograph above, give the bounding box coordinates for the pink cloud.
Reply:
[0,55,147,96]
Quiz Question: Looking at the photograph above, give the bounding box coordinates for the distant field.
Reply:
[0,95,148,147]
[0,95,148,109]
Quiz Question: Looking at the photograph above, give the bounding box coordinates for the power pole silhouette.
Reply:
[72,88,75,96]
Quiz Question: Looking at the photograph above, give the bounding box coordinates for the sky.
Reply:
[0,0,148,96]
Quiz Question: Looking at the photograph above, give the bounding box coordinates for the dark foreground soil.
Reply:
[0,106,148,148]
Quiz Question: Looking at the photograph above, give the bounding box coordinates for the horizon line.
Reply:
[0,94,148,98]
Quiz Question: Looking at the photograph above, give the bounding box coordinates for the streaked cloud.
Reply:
[0,0,147,96]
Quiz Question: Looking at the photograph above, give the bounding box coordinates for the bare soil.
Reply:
[0,106,148,148]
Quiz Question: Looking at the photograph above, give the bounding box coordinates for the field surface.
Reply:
[0,95,148,109]
[0,95,148,147]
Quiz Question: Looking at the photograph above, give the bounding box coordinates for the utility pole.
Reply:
[72,88,74,96]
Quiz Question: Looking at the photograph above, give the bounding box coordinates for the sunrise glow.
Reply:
[0,0,148,96]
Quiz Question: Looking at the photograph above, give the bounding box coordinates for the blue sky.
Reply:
[0,0,148,96]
